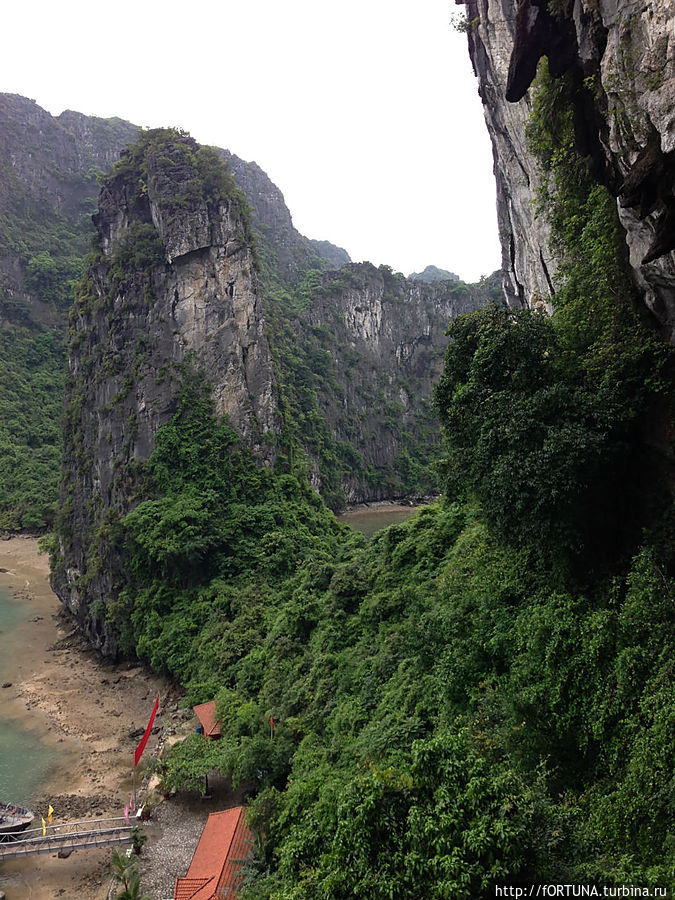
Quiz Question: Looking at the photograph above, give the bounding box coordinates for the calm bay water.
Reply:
[337,504,418,538]
[0,581,57,804]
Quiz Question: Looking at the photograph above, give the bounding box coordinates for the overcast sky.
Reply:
[2,0,501,283]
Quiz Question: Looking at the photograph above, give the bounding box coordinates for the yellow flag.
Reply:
[48,805,54,824]
[42,817,46,836]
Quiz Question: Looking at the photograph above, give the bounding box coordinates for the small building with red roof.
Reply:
[174,806,252,900]
[193,701,221,740]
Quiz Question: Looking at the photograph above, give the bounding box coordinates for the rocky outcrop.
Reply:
[54,131,281,653]
[292,264,499,503]
[1,93,496,539]
[457,1,558,308]
[458,0,675,338]
[51,130,495,649]
[0,94,347,331]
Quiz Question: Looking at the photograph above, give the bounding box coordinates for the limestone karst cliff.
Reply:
[51,126,498,650]
[458,0,675,339]
[0,94,414,529]
[287,264,500,504]
[1,94,499,532]
[0,93,347,332]
[53,131,282,650]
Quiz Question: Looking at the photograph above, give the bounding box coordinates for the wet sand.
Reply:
[0,537,169,900]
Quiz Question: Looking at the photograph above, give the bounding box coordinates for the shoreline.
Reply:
[337,495,438,516]
[0,536,170,900]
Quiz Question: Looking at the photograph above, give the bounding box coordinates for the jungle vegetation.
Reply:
[129,62,675,895]
[13,60,674,894]
[0,121,486,528]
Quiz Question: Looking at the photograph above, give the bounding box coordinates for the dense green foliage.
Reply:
[433,304,668,573]
[108,372,358,673]
[108,128,254,246]
[147,414,674,893]
[0,328,65,529]
[139,59,675,897]
[0,110,134,531]
[134,362,675,894]
[0,183,91,319]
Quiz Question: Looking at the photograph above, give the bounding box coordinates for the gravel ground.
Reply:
[138,774,249,900]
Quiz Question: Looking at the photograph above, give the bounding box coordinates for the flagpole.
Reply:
[132,693,159,813]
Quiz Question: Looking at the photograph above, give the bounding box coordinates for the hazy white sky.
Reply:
[2,0,501,282]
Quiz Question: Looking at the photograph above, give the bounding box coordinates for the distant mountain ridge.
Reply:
[0,94,500,529]
[218,149,350,286]
[0,93,348,330]
[408,265,460,283]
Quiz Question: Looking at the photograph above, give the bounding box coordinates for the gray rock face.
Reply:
[295,264,496,503]
[1,92,491,522]
[458,1,558,308]
[0,95,137,216]
[0,94,347,331]
[457,0,675,338]
[91,155,280,449]
[54,133,281,654]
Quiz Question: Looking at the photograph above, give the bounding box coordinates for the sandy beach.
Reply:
[0,536,170,900]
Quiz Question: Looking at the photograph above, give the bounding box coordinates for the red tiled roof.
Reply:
[220,809,252,896]
[173,807,252,900]
[173,877,214,900]
[193,701,221,738]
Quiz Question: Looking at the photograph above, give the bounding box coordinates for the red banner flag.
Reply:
[270,713,275,739]
[134,695,159,767]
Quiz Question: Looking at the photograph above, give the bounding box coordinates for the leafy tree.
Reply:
[109,849,151,899]
[157,733,219,795]
[432,304,659,569]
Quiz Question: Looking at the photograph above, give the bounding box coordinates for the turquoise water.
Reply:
[0,581,23,637]
[0,717,54,805]
[0,581,57,805]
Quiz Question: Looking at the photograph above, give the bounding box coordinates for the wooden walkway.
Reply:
[0,817,136,859]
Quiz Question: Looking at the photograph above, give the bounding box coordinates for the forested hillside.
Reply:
[47,91,675,895]
[0,94,138,529]
[8,7,675,886]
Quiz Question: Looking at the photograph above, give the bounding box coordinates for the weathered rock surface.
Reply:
[0,93,346,331]
[0,93,139,327]
[54,133,281,653]
[1,93,496,529]
[457,1,558,307]
[457,0,675,339]
[296,264,498,502]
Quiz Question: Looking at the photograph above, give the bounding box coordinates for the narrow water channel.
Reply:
[336,502,420,538]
